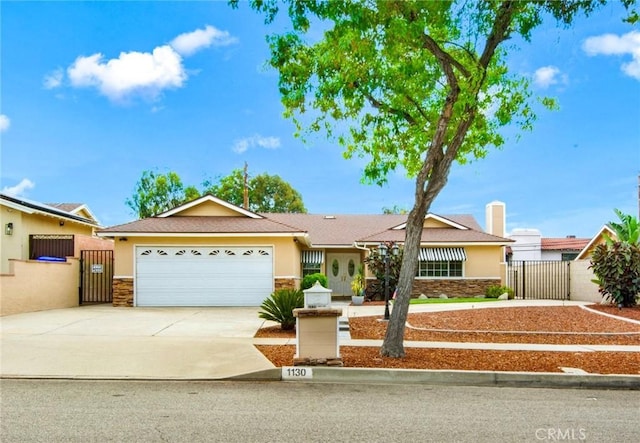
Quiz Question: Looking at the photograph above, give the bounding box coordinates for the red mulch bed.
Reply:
[255,305,640,374]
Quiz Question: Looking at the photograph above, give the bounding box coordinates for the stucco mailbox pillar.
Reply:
[293,282,343,366]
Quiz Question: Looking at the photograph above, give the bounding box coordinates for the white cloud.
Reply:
[43,68,63,89]
[170,25,237,56]
[233,135,281,154]
[583,31,640,80]
[67,45,186,102]
[533,66,564,89]
[0,114,10,132]
[50,25,236,103]
[2,178,35,197]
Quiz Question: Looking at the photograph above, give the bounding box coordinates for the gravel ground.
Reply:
[255,304,640,374]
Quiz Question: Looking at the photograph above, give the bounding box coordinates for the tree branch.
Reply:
[362,89,417,126]
[422,34,471,79]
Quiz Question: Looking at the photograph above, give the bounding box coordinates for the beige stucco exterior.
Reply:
[1,205,97,274]
[0,259,79,316]
[464,245,504,278]
[173,200,249,216]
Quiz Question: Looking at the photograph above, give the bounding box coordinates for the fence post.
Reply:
[522,261,526,300]
[567,261,571,300]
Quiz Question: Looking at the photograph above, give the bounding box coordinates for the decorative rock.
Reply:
[498,293,509,300]
[293,357,343,367]
[439,293,448,299]
[418,294,428,299]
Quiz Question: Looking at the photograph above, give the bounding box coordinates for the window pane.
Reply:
[417,260,463,277]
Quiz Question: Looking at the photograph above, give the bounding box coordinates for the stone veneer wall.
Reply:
[411,278,500,298]
[112,277,300,307]
[275,277,298,291]
[113,278,133,307]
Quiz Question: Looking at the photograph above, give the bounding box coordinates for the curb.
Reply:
[228,367,640,390]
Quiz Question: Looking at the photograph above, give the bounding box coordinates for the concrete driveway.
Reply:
[0,305,276,380]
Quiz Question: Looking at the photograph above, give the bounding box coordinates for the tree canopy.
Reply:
[236,0,637,357]
[126,168,306,218]
[125,170,199,219]
[203,168,307,213]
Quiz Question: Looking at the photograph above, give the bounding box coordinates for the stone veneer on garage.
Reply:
[274,277,298,291]
[411,278,501,298]
[112,278,133,307]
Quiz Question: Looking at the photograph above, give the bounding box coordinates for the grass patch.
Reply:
[409,297,499,304]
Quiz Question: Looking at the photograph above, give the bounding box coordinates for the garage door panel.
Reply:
[135,246,273,306]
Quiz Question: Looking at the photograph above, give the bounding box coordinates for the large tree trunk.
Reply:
[380,159,450,357]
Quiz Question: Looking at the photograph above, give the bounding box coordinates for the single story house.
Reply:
[97,196,512,307]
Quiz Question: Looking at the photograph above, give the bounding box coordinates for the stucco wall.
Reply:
[464,245,504,278]
[570,260,603,303]
[0,206,22,274]
[176,201,244,216]
[0,207,96,274]
[112,236,301,277]
[0,259,79,316]
[75,235,114,256]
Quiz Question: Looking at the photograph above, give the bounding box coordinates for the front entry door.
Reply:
[327,253,360,296]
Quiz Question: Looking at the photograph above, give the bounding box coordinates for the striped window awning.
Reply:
[419,247,466,261]
[301,250,324,264]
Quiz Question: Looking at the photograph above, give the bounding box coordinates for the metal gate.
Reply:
[506,260,570,300]
[80,250,114,304]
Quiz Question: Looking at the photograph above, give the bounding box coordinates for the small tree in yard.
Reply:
[235,0,638,357]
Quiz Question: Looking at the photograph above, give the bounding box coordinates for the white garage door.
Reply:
[135,246,273,306]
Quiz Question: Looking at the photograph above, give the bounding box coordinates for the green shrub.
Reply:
[590,242,640,307]
[301,273,328,290]
[258,289,304,330]
[485,285,514,299]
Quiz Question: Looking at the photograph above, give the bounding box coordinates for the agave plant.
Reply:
[258,289,304,330]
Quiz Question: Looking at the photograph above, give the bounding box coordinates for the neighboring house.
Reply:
[507,228,589,261]
[0,193,107,273]
[575,225,617,261]
[0,193,113,316]
[97,196,512,307]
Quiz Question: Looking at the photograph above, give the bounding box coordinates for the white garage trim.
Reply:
[134,245,274,307]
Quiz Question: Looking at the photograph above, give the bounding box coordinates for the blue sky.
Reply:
[1,1,639,238]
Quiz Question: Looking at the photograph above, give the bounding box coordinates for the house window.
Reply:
[416,247,466,278]
[417,260,463,277]
[301,250,324,277]
[561,252,578,261]
[302,262,322,277]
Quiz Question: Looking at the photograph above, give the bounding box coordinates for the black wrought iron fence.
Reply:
[506,260,570,300]
[80,250,114,303]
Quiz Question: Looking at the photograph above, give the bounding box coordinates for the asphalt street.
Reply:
[1,379,639,442]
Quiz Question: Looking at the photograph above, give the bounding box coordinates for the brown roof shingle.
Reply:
[99,212,511,246]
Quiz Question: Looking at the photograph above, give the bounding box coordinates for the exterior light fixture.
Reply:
[378,242,400,321]
[5,222,13,235]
